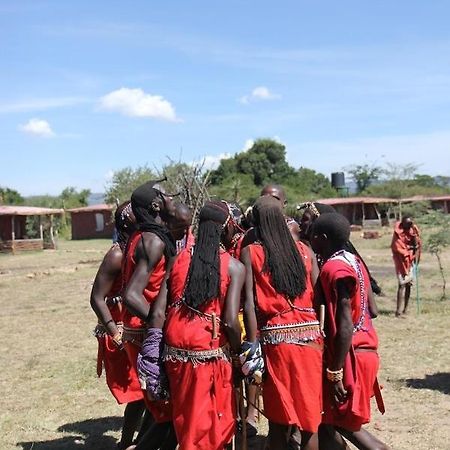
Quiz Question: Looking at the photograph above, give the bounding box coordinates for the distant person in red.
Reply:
[122,180,177,449]
[90,201,145,450]
[310,213,388,450]
[150,200,245,450]
[242,195,322,450]
[391,216,421,317]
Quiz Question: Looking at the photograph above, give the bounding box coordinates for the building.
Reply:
[67,204,115,240]
[0,205,64,253]
[313,197,398,227]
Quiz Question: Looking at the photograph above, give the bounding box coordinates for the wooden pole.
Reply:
[11,215,15,254]
[211,312,218,339]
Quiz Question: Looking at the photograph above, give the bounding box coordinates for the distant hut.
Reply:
[314,197,398,227]
[0,205,64,253]
[67,204,114,240]
[400,195,450,214]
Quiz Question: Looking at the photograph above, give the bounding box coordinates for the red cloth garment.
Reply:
[249,241,323,432]
[319,250,381,431]
[164,249,236,450]
[96,268,143,404]
[391,222,421,277]
[122,231,171,422]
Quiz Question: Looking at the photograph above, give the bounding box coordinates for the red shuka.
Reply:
[122,231,171,422]
[164,249,236,450]
[319,250,381,431]
[96,265,143,404]
[391,222,421,277]
[249,241,323,432]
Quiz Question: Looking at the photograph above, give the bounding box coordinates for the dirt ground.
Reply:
[0,229,449,450]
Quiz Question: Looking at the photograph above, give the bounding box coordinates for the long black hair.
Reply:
[254,195,307,299]
[184,201,230,308]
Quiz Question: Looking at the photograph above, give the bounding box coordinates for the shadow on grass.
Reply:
[404,372,450,395]
[17,416,122,450]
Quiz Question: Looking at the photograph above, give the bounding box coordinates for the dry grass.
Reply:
[0,231,449,450]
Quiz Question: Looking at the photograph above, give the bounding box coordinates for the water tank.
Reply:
[331,172,346,189]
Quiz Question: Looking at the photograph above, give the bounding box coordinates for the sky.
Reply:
[2,1,450,196]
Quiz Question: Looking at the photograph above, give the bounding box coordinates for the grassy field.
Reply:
[0,230,449,450]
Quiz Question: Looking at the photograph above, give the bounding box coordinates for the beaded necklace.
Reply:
[327,249,368,333]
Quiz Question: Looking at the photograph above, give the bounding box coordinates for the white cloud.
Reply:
[239,86,281,104]
[19,118,55,138]
[242,138,254,152]
[0,96,89,113]
[201,152,233,170]
[99,87,178,121]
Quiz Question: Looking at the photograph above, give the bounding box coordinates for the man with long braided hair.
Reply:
[146,200,245,450]
[90,201,146,449]
[122,180,177,448]
[242,195,323,450]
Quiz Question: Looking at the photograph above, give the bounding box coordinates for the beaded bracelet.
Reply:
[326,367,344,382]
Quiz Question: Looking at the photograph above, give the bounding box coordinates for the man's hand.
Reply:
[332,380,348,404]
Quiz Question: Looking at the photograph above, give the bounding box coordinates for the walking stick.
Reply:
[414,261,420,315]
[239,381,247,450]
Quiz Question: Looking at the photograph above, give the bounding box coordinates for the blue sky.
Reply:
[2,1,450,195]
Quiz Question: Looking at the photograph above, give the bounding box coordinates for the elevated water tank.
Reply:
[331,172,346,189]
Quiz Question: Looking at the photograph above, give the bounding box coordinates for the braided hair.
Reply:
[253,196,307,299]
[184,201,230,308]
[114,201,136,249]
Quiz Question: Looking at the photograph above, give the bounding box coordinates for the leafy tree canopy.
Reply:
[0,187,24,205]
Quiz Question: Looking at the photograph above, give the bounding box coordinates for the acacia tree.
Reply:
[346,164,383,193]
[424,211,450,300]
[0,187,24,205]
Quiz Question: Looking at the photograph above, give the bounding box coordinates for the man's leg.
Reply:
[118,400,145,449]
[299,430,318,450]
[395,284,405,317]
[403,283,412,314]
[337,427,390,450]
[318,424,350,450]
[268,421,290,450]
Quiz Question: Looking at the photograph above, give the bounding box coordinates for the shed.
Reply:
[0,205,64,253]
[314,197,398,227]
[67,204,115,240]
[400,195,450,214]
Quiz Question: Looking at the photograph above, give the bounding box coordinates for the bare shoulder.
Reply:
[103,244,123,271]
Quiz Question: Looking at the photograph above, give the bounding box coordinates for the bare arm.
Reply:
[124,233,165,321]
[367,283,379,318]
[147,257,175,329]
[240,246,258,343]
[288,220,301,242]
[90,246,122,337]
[306,244,319,285]
[223,258,245,354]
[330,279,353,371]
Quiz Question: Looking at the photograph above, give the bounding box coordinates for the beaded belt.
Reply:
[260,321,322,346]
[163,344,230,367]
[122,326,146,347]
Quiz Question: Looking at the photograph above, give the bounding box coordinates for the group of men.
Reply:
[91,181,394,450]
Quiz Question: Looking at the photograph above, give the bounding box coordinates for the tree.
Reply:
[60,187,91,209]
[346,164,382,193]
[105,166,156,204]
[0,187,24,205]
[423,211,450,300]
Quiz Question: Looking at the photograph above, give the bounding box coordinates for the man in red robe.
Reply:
[311,213,389,450]
[391,216,421,317]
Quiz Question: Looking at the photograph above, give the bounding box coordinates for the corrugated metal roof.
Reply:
[313,197,398,205]
[0,205,64,216]
[67,203,114,213]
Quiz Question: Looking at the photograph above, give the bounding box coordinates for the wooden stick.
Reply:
[211,312,218,339]
[319,304,325,333]
[239,381,248,450]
